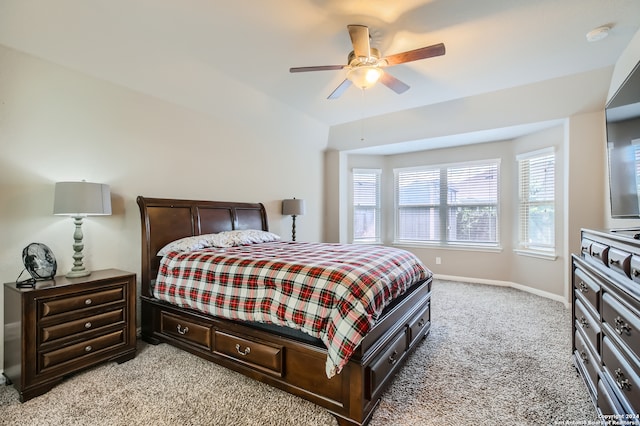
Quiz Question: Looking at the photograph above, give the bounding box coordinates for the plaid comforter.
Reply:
[154,241,431,378]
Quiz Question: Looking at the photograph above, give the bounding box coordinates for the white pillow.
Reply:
[157,235,212,256]
[157,230,280,256]
[218,229,281,246]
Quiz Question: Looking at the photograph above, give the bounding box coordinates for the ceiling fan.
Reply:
[290,24,445,99]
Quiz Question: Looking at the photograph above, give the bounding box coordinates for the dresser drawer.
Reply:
[366,328,407,400]
[39,287,124,319]
[574,268,601,314]
[597,378,625,418]
[602,337,640,415]
[575,298,601,353]
[590,242,609,267]
[630,255,640,284]
[574,329,598,389]
[408,302,430,347]
[213,330,283,376]
[608,248,632,278]
[161,312,212,350]
[40,309,124,344]
[39,329,125,373]
[602,293,640,361]
[581,238,593,256]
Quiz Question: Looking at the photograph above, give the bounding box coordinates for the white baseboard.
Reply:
[433,274,570,308]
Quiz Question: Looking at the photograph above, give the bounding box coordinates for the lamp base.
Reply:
[67,216,91,279]
[66,269,91,278]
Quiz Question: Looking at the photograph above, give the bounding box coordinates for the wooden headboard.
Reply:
[136,196,268,297]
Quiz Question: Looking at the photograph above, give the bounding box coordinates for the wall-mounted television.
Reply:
[606,59,640,218]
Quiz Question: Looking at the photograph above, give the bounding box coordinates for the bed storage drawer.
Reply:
[408,302,430,347]
[160,312,212,350]
[213,330,283,376]
[366,328,407,399]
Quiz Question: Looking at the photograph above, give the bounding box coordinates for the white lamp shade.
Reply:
[53,181,112,216]
[282,198,305,216]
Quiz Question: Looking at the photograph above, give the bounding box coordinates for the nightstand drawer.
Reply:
[40,309,125,344]
[39,329,125,373]
[39,287,124,319]
[161,312,212,349]
[214,330,283,376]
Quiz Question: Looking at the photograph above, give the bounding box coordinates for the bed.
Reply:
[137,196,433,426]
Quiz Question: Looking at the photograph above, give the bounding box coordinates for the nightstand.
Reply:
[3,269,137,402]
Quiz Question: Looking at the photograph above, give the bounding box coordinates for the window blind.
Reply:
[517,149,555,251]
[395,160,499,245]
[353,169,381,242]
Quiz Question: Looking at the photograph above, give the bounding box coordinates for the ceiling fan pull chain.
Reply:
[360,88,366,141]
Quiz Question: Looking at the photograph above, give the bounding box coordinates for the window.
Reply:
[395,160,499,246]
[352,169,381,243]
[517,148,555,252]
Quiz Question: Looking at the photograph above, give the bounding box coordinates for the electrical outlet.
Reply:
[435,257,442,265]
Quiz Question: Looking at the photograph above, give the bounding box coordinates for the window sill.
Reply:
[514,249,557,261]
[352,240,382,245]
[392,241,503,253]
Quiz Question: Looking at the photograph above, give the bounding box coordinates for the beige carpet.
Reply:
[0,280,599,425]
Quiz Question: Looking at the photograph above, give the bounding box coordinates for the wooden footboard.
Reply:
[140,277,431,426]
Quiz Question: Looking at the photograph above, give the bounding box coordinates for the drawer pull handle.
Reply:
[579,351,589,364]
[614,368,631,391]
[85,345,92,352]
[388,350,398,365]
[579,316,589,328]
[85,298,92,305]
[85,322,92,329]
[592,251,600,257]
[634,269,640,277]
[578,281,589,293]
[235,344,251,356]
[609,258,620,266]
[614,316,632,336]
[417,318,425,328]
[176,324,189,335]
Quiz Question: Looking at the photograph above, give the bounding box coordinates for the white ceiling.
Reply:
[1,0,639,151]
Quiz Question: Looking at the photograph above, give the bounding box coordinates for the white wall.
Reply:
[0,45,328,371]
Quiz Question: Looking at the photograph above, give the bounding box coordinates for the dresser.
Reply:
[3,269,137,402]
[572,229,640,421]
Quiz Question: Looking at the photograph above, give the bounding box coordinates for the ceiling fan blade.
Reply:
[348,24,371,58]
[383,43,446,66]
[380,72,410,94]
[327,79,353,99]
[290,65,346,73]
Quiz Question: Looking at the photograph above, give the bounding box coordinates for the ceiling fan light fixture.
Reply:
[347,66,383,89]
